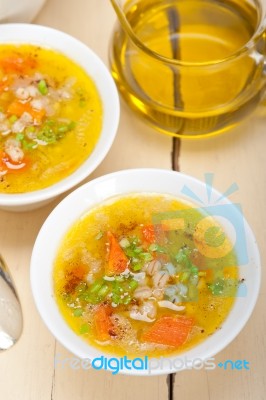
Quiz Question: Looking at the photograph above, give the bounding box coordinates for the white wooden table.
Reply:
[0,1,265,399]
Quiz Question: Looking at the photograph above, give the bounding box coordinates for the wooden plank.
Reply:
[0,206,57,400]
[53,344,168,400]
[173,113,266,399]
[0,0,171,399]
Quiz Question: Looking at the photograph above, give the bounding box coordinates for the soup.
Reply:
[53,194,239,357]
[0,44,102,193]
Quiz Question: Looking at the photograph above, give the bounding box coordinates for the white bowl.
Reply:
[0,24,120,211]
[30,169,261,376]
[0,0,46,23]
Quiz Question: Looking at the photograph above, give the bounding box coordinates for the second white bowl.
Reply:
[0,24,120,211]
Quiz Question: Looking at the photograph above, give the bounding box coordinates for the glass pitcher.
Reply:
[109,0,266,138]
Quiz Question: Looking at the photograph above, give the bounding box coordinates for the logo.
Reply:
[151,173,248,299]
[54,354,250,374]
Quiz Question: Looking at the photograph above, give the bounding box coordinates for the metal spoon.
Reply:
[0,254,23,351]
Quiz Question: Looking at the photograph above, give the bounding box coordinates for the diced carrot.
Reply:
[29,107,46,124]
[0,153,7,175]
[94,304,115,341]
[142,225,156,244]
[7,101,45,123]
[64,264,88,294]
[7,101,25,116]
[105,231,128,276]
[0,151,29,175]
[142,316,194,347]
[0,56,37,74]
[190,249,205,268]
[205,269,213,283]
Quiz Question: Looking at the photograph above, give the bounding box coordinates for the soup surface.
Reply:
[53,194,239,357]
[0,44,102,193]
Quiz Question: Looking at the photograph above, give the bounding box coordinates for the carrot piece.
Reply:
[142,316,194,347]
[7,101,45,123]
[205,269,213,283]
[0,151,29,175]
[105,231,128,276]
[0,56,37,74]
[0,153,7,175]
[190,249,205,268]
[64,264,88,294]
[142,225,156,244]
[7,101,28,117]
[94,304,115,341]
[29,107,46,124]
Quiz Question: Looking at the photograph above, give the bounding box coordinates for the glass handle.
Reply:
[110,0,148,53]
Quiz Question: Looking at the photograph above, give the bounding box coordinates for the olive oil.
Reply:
[110,0,265,137]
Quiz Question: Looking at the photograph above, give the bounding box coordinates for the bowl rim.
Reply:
[0,23,120,206]
[30,168,261,376]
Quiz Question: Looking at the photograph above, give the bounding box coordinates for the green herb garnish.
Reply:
[38,79,48,95]
[80,324,89,334]
[73,308,83,317]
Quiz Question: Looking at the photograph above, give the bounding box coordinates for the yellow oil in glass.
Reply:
[110,0,264,137]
